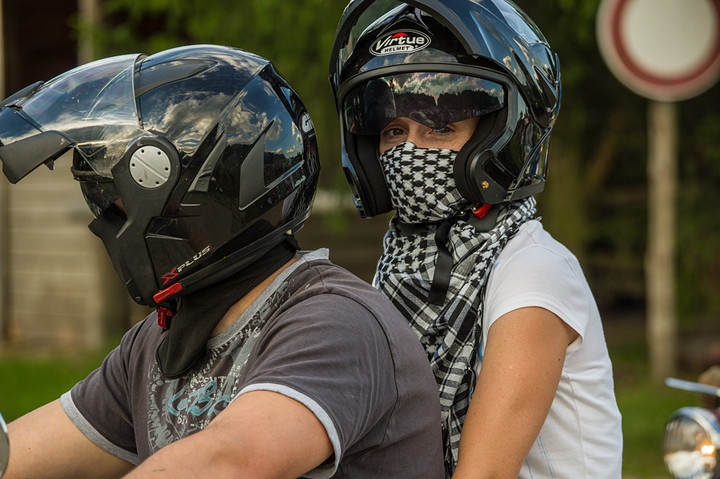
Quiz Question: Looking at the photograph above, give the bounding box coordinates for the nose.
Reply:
[405,124,433,149]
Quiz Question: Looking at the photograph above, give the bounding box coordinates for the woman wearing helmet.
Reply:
[330,1,623,477]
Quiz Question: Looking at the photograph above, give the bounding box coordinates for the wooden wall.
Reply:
[4,159,108,351]
[0,0,130,353]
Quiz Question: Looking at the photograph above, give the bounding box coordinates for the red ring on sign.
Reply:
[610,0,720,87]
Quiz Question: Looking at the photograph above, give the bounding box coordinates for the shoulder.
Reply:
[273,250,430,373]
[286,251,410,332]
[496,220,581,272]
[115,312,164,361]
[489,220,588,294]
[485,220,596,338]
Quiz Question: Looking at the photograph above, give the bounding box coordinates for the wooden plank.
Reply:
[7,164,105,351]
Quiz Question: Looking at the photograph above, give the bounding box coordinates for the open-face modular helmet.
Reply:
[0,45,319,306]
[329,0,561,218]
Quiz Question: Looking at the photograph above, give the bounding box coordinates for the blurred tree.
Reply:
[522,0,720,345]
[520,0,649,308]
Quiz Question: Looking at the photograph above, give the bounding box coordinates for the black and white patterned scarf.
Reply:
[374,142,536,475]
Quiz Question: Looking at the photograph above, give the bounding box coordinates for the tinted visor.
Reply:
[342,72,505,134]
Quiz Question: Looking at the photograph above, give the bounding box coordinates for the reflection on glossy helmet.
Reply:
[329,0,561,217]
[0,45,319,306]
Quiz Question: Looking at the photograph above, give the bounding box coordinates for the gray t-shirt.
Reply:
[61,250,443,478]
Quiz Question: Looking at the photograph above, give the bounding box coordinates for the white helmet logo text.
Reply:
[370,30,431,56]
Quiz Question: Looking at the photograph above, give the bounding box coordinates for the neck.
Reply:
[211,255,299,336]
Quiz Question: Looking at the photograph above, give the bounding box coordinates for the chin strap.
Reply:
[407,204,500,306]
[428,205,497,306]
[428,220,453,305]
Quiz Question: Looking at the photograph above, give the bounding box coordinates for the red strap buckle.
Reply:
[472,204,492,219]
[157,307,174,329]
[153,282,183,304]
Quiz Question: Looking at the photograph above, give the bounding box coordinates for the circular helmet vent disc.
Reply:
[130,145,171,188]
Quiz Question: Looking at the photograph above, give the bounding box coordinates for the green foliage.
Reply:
[0,346,114,421]
[605,317,697,478]
[519,0,720,327]
[616,378,691,478]
[676,88,720,323]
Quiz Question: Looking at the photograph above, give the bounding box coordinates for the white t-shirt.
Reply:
[482,220,623,478]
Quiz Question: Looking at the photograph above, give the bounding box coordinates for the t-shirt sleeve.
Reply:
[60,318,153,465]
[484,235,593,350]
[235,293,397,477]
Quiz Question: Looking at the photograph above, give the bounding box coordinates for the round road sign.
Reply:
[597,0,720,101]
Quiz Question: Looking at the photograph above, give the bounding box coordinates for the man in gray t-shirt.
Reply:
[60,250,443,478]
[0,45,443,478]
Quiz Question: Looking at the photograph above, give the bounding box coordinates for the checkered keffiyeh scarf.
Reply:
[379,141,469,224]
[375,142,536,475]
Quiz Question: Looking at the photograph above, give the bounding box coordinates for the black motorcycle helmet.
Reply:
[329,0,561,218]
[0,44,320,307]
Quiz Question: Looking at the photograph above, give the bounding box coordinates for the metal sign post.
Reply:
[597,0,720,381]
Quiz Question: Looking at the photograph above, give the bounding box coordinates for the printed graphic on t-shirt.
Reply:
[144,281,290,452]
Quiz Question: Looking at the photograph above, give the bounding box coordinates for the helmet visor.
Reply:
[342,72,505,134]
[0,54,145,182]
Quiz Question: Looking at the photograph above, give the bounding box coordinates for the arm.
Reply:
[452,307,579,479]
[123,390,333,479]
[4,399,133,479]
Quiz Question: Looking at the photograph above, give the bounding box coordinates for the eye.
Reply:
[431,126,453,135]
[381,125,407,140]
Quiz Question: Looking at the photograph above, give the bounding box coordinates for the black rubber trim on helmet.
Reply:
[453,107,509,204]
[344,132,392,217]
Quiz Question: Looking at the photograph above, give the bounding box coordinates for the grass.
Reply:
[606,313,706,478]
[616,377,691,477]
[0,345,115,422]
[0,321,703,477]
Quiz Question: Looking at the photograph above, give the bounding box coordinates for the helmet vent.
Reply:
[129,145,172,188]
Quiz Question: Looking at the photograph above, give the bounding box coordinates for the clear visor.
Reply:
[342,72,505,135]
[16,54,145,178]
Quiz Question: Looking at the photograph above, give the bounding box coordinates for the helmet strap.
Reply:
[345,133,393,218]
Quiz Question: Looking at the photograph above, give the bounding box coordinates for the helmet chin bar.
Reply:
[152,216,303,305]
[109,136,182,305]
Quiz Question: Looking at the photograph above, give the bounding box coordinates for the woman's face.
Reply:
[379,116,479,154]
